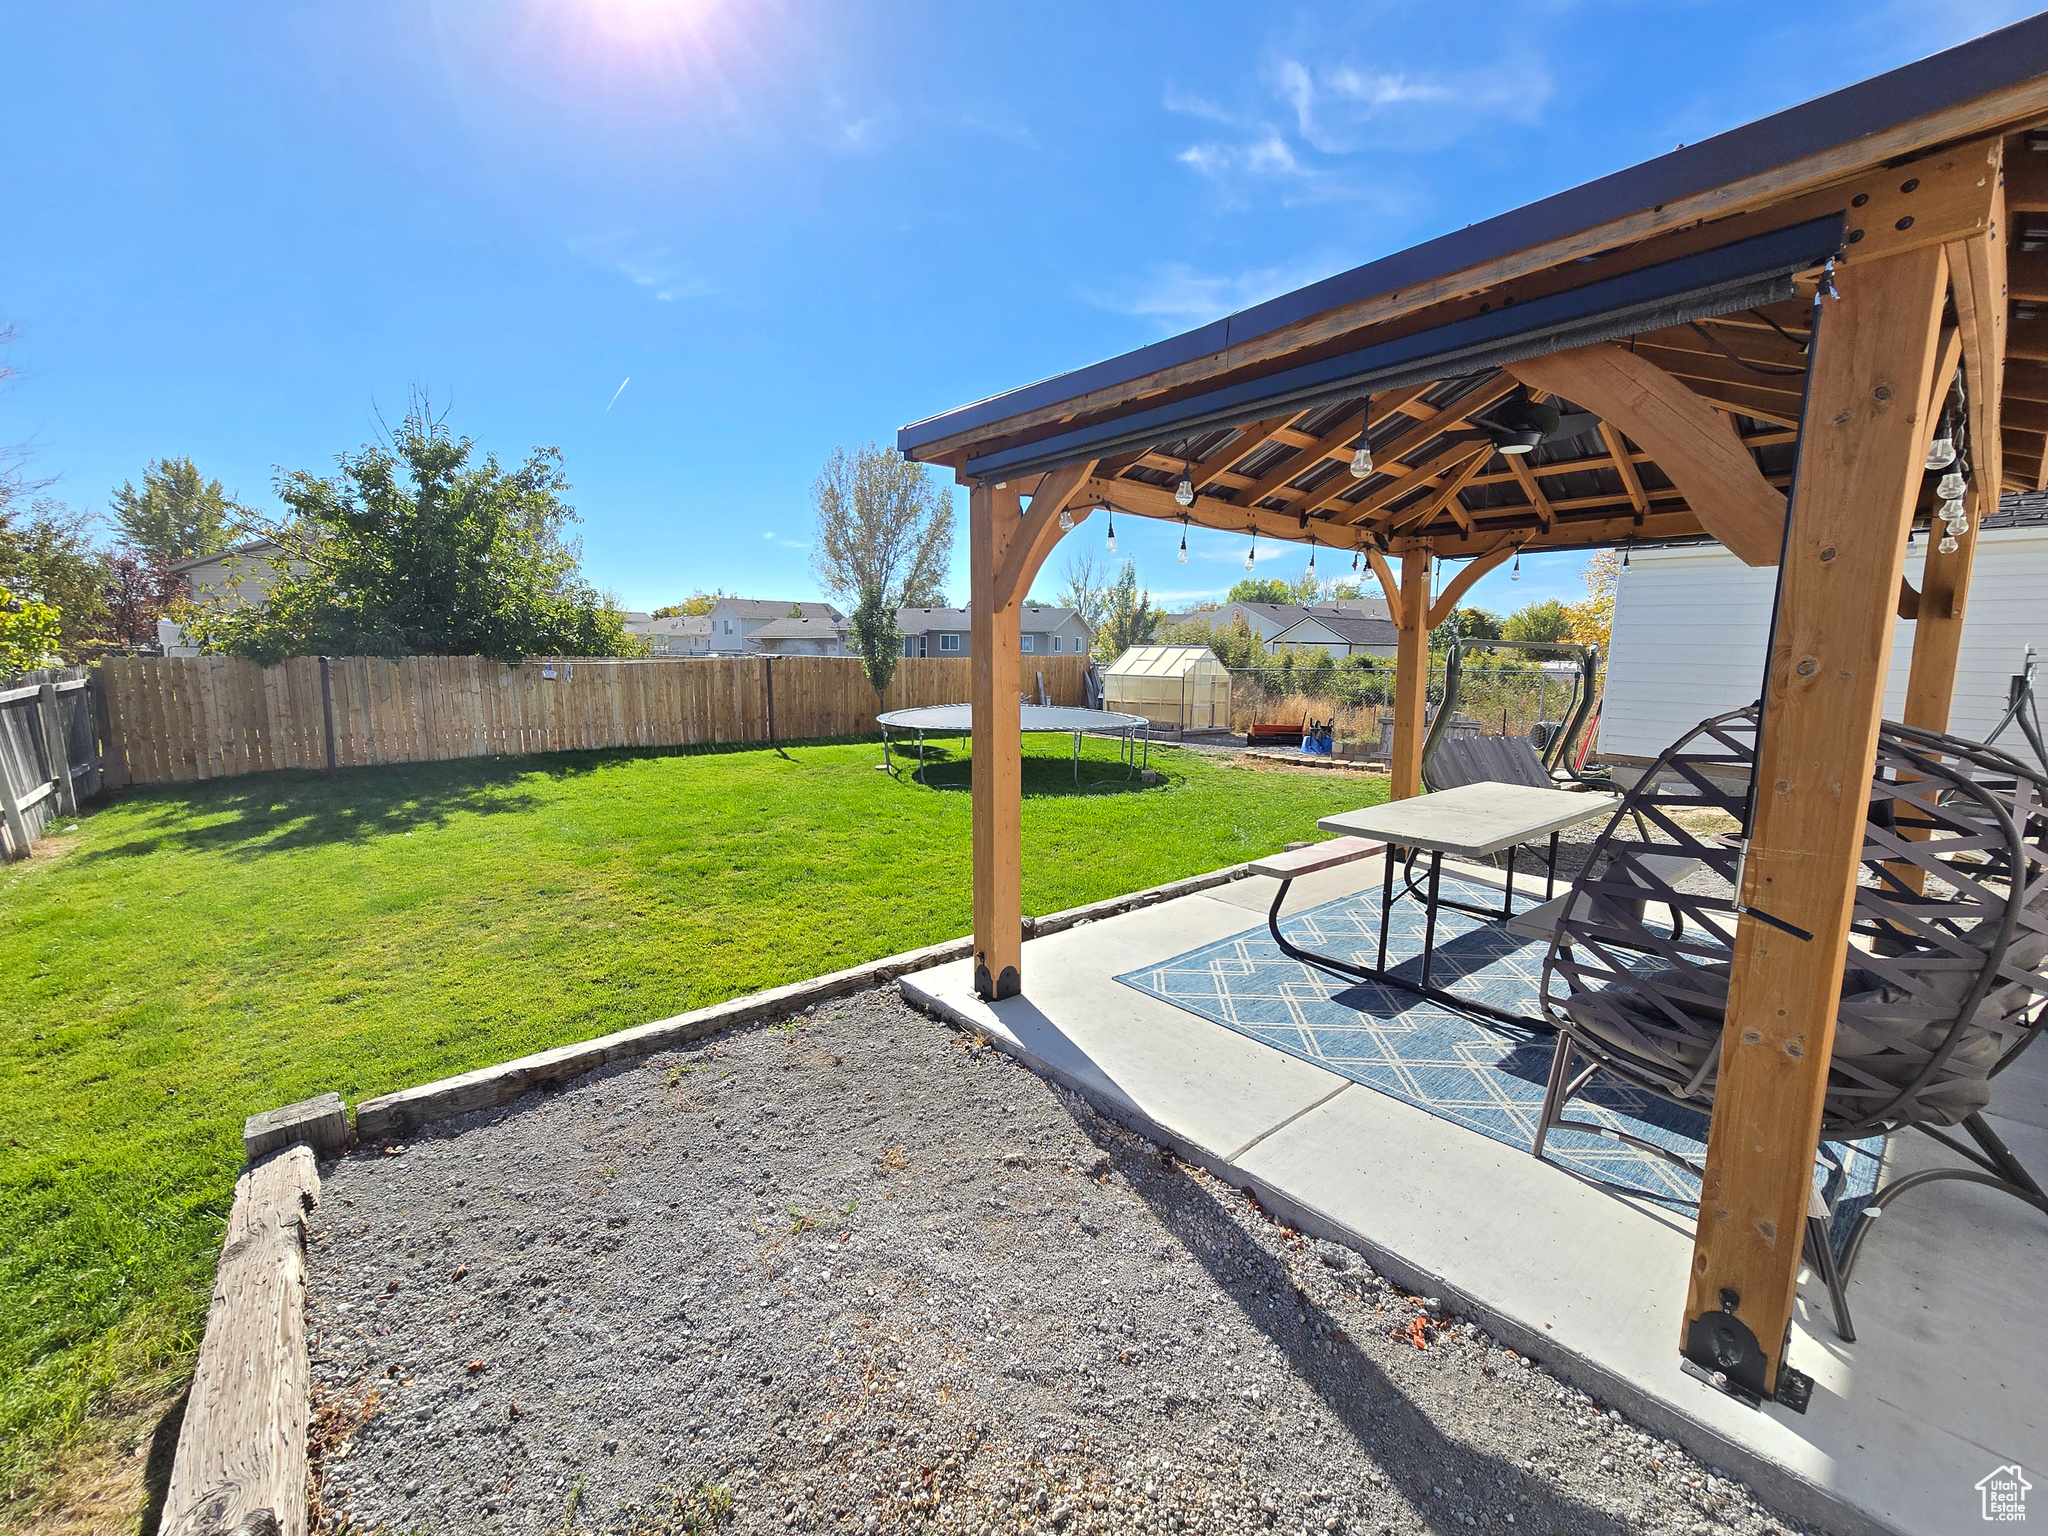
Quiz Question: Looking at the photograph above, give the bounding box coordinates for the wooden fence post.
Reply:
[37,681,76,816]
[318,657,337,777]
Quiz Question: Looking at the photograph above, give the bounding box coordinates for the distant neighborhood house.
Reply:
[749,615,850,656]
[896,605,1093,660]
[702,598,847,656]
[157,538,302,656]
[1267,609,1400,659]
[1177,599,1394,656]
[622,614,714,655]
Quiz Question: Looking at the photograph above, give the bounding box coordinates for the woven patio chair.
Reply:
[1528,705,2048,1341]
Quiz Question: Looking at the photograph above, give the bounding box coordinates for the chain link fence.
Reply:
[1225,663,1584,749]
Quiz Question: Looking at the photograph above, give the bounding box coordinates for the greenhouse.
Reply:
[1101,644,1232,733]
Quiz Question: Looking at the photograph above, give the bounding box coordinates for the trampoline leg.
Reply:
[1073,732,1080,784]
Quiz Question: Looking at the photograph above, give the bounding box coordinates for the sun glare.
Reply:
[584,0,724,46]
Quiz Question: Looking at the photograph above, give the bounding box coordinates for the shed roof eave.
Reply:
[898,13,2048,462]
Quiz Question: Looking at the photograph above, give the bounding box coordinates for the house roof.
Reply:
[625,614,712,637]
[716,599,845,622]
[1275,612,1402,648]
[166,538,282,576]
[749,616,847,640]
[1984,491,2048,529]
[897,605,1090,634]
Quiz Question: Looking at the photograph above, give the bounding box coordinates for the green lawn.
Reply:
[0,736,1386,1501]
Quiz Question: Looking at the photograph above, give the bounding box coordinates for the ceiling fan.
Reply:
[1444,389,1598,455]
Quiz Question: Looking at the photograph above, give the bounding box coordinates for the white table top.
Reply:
[1317,781,1620,859]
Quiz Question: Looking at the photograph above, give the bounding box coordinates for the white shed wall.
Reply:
[1602,527,2048,759]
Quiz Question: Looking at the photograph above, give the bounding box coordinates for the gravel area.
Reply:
[306,988,1803,1536]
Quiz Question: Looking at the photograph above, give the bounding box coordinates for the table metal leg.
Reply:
[1419,851,1443,990]
[1377,843,1397,972]
[1546,830,1560,900]
[1268,849,1540,1032]
[1502,842,1517,920]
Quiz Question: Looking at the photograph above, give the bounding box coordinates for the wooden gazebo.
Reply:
[898,21,2048,1401]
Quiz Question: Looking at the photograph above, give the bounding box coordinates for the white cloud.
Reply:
[568,232,715,302]
[1280,54,1552,155]
[762,531,809,551]
[1164,43,1552,203]
[1080,258,1336,325]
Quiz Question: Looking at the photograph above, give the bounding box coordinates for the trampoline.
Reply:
[876,704,1151,783]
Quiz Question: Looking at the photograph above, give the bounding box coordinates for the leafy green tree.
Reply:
[1224,576,1292,605]
[0,587,62,676]
[108,457,249,565]
[1431,606,1504,647]
[1225,570,1326,606]
[654,589,726,618]
[809,443,952,608]
[1562,549,1617,653]
[1502,598,1574,643]
[1156,613,1263,670]
[182,400,635,663]
[0,492,114,660]
[1093,559,1160,660]
[848,581,902,706]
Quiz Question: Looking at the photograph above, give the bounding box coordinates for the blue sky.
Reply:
[3,0,2033,619]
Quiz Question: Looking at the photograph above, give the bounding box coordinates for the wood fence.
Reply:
[0,666,101,859]
[97,653,1093,788]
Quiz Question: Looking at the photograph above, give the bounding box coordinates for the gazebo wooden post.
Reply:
[969,480,1025,1001]
[1682,243,1952,1397]
[967,464,1093,1002]
[1389,550,1433,800]
[1904,208,2006,736]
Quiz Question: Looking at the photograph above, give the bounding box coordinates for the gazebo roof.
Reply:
[901,15,2048,562]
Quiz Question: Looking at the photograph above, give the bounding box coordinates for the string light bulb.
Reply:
[1937,469,1968,501]
[1622,541,1632,569]
[1105,507,1117,554]
[1057,506,1074,532]
[1940,532,1961,554]
[1307,534,1317,576]
[1245,529,1257,571]
[1176,459,1196,508]
[1178,515,1188,564]
[1349,397,1375,479]
[1924,412,1957,471]
[1511,550,1522,581]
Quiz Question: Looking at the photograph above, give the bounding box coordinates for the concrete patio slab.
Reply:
[903,853,2048,1536]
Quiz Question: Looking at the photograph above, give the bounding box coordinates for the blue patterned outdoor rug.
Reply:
[1115,876,1882,1254]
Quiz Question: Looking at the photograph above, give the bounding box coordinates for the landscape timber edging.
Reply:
[347,861,1257,1143]
[161,1145,320,1536]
